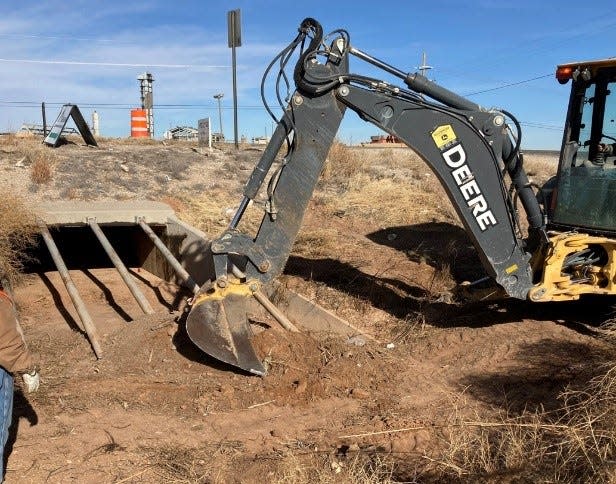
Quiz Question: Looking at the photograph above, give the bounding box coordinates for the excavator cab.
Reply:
[552,59,616,236]
[526,59,616,303]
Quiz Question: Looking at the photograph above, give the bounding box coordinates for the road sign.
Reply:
[44,104,97,147]
[227,9,241,47]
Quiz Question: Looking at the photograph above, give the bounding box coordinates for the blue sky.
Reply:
[0,1,614,148]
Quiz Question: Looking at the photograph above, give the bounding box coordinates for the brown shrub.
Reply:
[0,195,37,284]
[30,152,54,184]
[321,141,365,187]
[434,361,616,482]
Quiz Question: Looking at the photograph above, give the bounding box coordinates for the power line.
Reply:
[464,74,552,96]
[0,101,269,111]
[520,121,563,131]
[0,33,124,43]
[0,58,228,69]
[0,99,565,131]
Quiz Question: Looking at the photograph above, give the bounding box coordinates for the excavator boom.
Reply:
[187,18,546,375]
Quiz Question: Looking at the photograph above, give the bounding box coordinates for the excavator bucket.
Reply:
[186,283,266,376]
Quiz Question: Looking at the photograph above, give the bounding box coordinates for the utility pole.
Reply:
[213,93,224,140]
[227,9,241,149]
[417,52,432,78]
[137,72,154,137]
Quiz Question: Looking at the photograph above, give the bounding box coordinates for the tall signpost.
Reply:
[227,9,241,149]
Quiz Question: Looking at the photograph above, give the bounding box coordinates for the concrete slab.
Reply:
[37,200,176,225]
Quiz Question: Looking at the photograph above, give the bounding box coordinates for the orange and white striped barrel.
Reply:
[130,109,149,138]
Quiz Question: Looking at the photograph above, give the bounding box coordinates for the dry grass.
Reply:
[330,175,456,227]
[112,136,159,146]
[145,441,242,483]
[321,141,366,187]
[432,362,616,482]
[388,309,434,345]
[0,195,37,284]
[273,451,397,484]
[28,146,54,184]
[171,193,235,236]
[523,153,558,186]
[317,143,458,227]
[293,228,341,258]
[176,190,263,237]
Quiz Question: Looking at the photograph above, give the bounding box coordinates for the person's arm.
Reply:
[0,291,39,392]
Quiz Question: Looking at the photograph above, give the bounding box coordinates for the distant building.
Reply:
[369,134,401,144]
[251,136,269,145]
[17,123,78,137]
[163,126,198,141]
[212,132,225,143]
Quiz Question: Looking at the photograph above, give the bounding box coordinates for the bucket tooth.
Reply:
[186,284,265,376]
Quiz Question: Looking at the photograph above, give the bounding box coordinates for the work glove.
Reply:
[21,368,40,393]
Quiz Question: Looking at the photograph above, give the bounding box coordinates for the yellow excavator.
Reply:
[186,18,616,375]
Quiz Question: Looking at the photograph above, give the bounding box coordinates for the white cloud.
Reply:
[0,3,287,138]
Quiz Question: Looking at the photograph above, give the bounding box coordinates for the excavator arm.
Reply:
[186,18,546,375]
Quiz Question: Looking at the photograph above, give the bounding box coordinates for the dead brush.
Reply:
[390,311,429,344]
[427,259,455,296]
[0,133,20,150]
[293,228,340,258]
[0,194,37,284]
[321,141,366,188]
[179,191,262,236]
[273,449,397,484]
[432,362,616,482]
[337,176,453,227]
[29,149,54,184]
[522,153,558,186]
[145,441,242,483]
[167,158,190,180]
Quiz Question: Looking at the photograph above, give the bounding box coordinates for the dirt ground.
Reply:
[1,135,614,482]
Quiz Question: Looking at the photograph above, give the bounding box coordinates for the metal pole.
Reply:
[42,102,47,137]
[253,290,299,332]
[218,98,223,137]
[137,218,200,294]
[38,222,103,358]
[214,93,224,139]
[227,8,241,148]
[87,219,155,314]
[228,265,299,332]
[232,43,238,149]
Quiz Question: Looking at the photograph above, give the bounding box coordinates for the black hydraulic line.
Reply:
[229,114,293,230]
[502,140,544,232]
[241,114,293,201]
